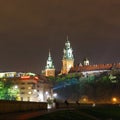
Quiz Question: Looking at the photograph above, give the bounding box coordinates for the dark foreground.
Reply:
[0,105,120,120]
[30,106,120,120]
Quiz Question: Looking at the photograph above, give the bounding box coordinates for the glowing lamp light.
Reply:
[34,89,37,92]
[112,97,117,103]
[28,91,32,94]
[53,93,57,98]
[45,91,49,95]
[14,85,18,89]
[83,98,87,102]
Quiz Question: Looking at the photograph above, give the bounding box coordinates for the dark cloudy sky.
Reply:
[0,0,120,74]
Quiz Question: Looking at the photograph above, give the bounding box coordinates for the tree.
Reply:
[0,79,20,100]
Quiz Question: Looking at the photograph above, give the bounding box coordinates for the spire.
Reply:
[48,49,51,61]
[45,50,54,69]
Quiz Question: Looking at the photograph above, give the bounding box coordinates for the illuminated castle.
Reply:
[43,37,74,76]
[43,37,120,77]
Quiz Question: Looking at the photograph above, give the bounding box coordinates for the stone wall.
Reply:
[0,100,47,113]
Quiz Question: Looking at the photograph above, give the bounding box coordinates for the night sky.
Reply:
[0,0,120,74]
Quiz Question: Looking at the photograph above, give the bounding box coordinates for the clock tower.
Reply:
[61,37,74,74]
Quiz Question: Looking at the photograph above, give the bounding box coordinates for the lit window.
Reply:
[28,91,32,94]
[28,87,31,89]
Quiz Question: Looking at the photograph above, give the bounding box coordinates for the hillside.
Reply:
[52,69,120,103]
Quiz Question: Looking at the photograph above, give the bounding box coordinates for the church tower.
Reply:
[44,50,55,77]
[61,37,74,74]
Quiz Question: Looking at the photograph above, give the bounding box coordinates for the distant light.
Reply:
[21,76,30,79]
[28,91,32,94]
[45,91,49,95]
[92,103,96,107]
[34,89,37,92]
[83,98,87,102]
[112,97,117,103]
[14,85,18,89]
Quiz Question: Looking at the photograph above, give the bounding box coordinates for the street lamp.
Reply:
[112,97,117,104]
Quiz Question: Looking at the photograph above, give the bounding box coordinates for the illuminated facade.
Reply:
[43,50,55,77]
[0,72,53,102]
[15,76,39,101]
[13,75,53,102]
[0,72,36,78]
[61,37,74,74]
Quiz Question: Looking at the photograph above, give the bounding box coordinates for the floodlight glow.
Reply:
[39,93,44,101]
[53,93,57,97]
[45,91,48,95]
[112,97,117,103]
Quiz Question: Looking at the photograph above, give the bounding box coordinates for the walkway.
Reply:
[0,108,99,120]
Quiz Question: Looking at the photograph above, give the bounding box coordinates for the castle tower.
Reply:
[61,36,74,74]
[44,50,55,77]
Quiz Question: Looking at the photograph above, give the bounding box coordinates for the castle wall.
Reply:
[70,63,120,73]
